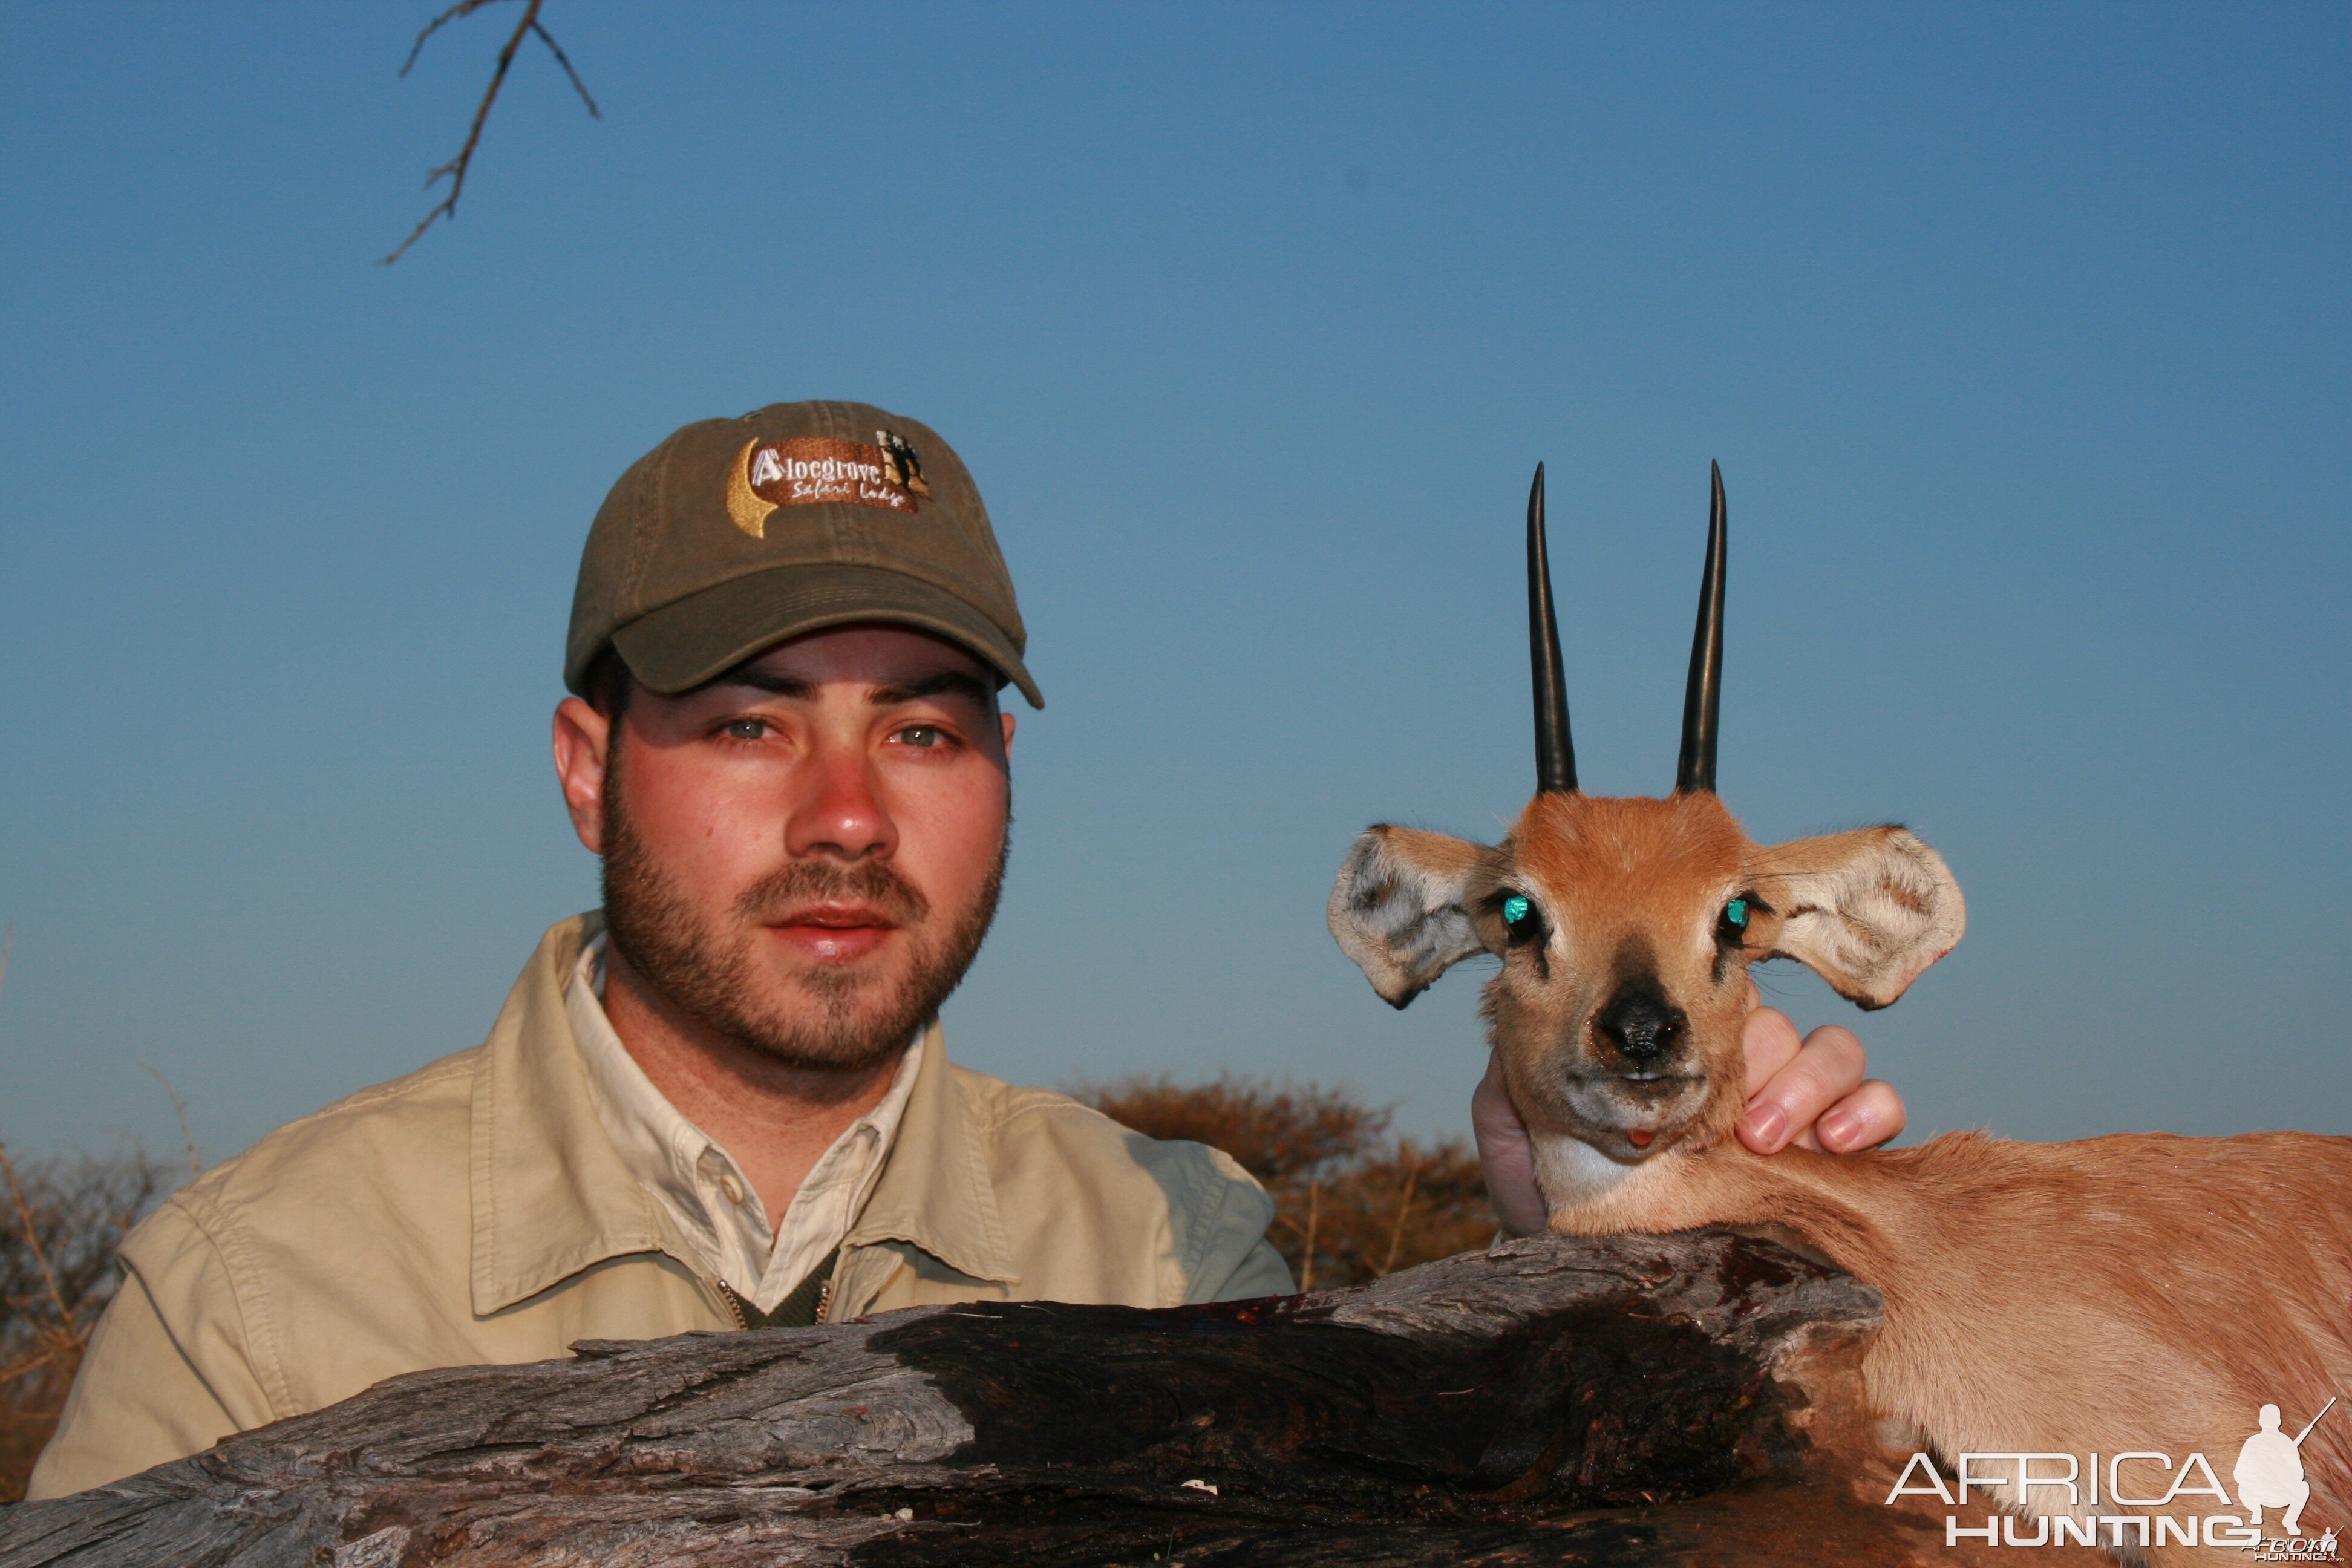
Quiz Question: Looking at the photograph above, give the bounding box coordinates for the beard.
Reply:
[599,777,1006,1075]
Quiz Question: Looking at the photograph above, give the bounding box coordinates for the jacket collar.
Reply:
[841,1022,1019,1286]
[469,914,1015,1315]
[471,914,683,1316]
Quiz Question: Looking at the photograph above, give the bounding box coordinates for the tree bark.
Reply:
[0,1232,2097,1566]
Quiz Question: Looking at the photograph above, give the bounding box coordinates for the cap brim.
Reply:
[609,563,1044,708]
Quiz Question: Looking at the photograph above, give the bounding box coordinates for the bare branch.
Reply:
[385,0,539,264]
[1378,1158,1420,1278]
[399,0,497,78]
[0,1142,76,1342]
[140,1065,201,1181]
[0,1347,62,1391]
[385,0,599,265]
[1298,1178,1319,1293]
[530,19,600,118]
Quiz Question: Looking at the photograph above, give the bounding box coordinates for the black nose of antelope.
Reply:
[1596,982,1688,1068]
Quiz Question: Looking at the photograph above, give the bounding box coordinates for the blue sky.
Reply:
[1,2,2345,1164]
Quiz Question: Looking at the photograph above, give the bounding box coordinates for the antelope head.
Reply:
[1328,465,1965,1209]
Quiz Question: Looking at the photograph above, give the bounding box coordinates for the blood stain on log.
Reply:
[863,1294,1785,1510]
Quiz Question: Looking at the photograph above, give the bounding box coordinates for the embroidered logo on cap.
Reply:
[725,430,932,539]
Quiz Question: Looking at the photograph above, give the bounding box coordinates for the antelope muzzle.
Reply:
[1594,974,1688,1073]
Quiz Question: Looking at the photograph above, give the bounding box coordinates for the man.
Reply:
[30,402,1902,1497]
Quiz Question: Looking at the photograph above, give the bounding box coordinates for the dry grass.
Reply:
[0,928,181,1501]
[0,1147,171,1503]
[1077,1074,1496,1290]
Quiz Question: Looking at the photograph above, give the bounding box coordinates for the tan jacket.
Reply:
[30,916,1290,1498]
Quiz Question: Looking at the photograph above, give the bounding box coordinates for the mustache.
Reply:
[734,859,930,926]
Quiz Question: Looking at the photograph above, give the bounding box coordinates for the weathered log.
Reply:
[0,1233,2099,1566]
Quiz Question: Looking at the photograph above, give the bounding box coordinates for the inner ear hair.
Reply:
[1327,825,1492,1009]
[1750,825,1965,1010]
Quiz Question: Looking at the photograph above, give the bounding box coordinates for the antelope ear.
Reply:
[1750,826,1965,1010]
[1328,825,1493,1008]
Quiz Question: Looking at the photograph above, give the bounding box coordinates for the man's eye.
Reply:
[723,719,768,741]
[895,725,942,748]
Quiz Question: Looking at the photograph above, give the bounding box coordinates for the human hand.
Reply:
[1731,981,1907,1155]
[1472,981,1908,1236]
[1471,1049,1552,1238]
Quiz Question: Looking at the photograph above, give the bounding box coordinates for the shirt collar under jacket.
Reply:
[468,914,1016,1319]
[564,933,922,1313]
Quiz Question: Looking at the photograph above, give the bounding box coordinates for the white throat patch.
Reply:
[1532,1132,1634,1212]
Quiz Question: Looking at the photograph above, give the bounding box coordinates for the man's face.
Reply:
[554,626,1015,1074]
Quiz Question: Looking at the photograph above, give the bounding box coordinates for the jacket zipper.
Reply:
[714,1278,751,1330]
[713,1253,845,1328]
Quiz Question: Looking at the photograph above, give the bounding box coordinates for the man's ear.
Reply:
[1749,826,1965,1010]
[1328,825,1493,1008]
[552,697,614,856]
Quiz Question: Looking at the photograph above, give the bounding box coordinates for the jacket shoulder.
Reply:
[952,1068,1182,1155]
[125,1044,485,1321]
[170,1045,482,1223]
[126,1045,483,1295]
[104,1045,486,1425]
[947,1066,1279,1302]
[956,1071,1257,1183]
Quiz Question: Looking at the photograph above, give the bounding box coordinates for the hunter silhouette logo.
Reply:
[2239,1398,2337,1539]
[875,429,931,498]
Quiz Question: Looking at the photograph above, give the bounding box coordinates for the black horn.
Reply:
[1674,461,1727,795]
[1527,462,1577,794]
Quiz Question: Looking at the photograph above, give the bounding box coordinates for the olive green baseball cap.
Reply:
[565,400,1042,707]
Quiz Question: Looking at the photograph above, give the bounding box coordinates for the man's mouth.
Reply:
[765,903,901,964]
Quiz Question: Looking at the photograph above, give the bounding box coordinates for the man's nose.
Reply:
[1595,982,1687,1067]
[785,750,896,861]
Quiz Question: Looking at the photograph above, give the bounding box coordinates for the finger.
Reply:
[1813,1079,1907,1152]
[1738,1022,1866,1154]
[1735,1008,1803,1152]
[1743,976,1762,1013]
[1740,1007,1803,1096]
[1471,1051,1548,1237]
[1471,1050,1529,1138]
